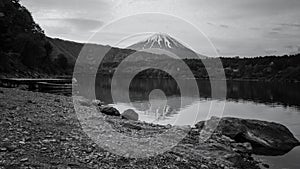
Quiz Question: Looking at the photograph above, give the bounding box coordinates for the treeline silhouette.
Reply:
[184,54,300,82]
[96,53,300,82]
[0,0,70,77]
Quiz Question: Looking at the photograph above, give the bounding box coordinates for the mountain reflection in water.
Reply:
[93,76,300,110]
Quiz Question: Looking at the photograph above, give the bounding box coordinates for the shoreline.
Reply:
[0,87,261,168]
[0,87,299,168]
[1,73,300,84]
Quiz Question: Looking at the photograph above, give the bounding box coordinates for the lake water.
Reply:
[77,76,300,168]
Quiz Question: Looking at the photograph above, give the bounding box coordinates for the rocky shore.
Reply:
[0,87,299,169]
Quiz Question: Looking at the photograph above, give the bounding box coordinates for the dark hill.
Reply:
[0,0,58,77]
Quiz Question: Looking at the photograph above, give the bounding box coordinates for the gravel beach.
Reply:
[0,87,261,169]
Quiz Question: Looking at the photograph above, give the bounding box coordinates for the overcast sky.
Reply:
[21,0,300,57]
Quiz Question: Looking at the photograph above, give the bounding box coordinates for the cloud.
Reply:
[42,18,104,32]
[207,22,230,29]
[249,27,261,31]
[219,24,229,29]
[265,30,300,40]
[265,49,278,55]
[20,0,300,56]
[226,0,300,19]
[279,23,300,28]
[207,22,215,26]
[272,27,283,31]
[285,45,295,50]
[284,45,300,54]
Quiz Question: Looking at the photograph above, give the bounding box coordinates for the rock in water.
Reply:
[196,117,300,155]
[121,109,139,121]
[100,107,120,116]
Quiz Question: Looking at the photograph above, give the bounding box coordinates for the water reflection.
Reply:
[88,76,300,126]
[94,76,300,110]
[76,75,300,167]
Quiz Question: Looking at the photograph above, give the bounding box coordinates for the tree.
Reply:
[56,54,68,69]
[0,51,9,72]
[21,37,45,68]
[44,41,53,58]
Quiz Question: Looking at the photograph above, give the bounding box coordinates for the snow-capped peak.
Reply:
[127,33,207,59]
[141,33,182,49]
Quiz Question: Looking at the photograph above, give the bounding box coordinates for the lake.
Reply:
[77,76,300,168]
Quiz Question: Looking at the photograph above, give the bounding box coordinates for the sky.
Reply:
[21,0,300,57]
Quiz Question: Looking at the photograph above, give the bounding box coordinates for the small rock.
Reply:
[42,139,57,143]
[6,145,17,152]
[26,118,33,123]
[224,154,236,159]
[121,109,139,121]
[50,160,61,165]
[166,124,172,129]
[200,164,209,169]
[262,163,270,168]
[232,142,252,153]
[54,98,60,102]
[20,158,28,162]
[27,100,35,104]
[60,137,67,141]
[85,147,93,153]
[0,147,7,152]
[100,106,120,116]
[19,141,26,145]
[45,135,53,139]
[92,99,103,106]
[122,123,142,130]
[41,147,47,151]
[79,100,91,107]
[3,138,9,142]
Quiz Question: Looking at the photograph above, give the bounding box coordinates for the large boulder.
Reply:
[121,109,139,121]
[196,117,300,155]
[100,106,120,116]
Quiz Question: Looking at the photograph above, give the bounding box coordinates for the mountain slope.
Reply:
[128,33,206,59]
[47,37,84,65]
[0,0,59,77]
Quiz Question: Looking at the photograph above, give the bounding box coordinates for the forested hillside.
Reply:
[186,54,300,82]
[96,54,300,82]
[0,0,73,77]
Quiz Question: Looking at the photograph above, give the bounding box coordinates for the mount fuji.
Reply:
[127,33,206,59]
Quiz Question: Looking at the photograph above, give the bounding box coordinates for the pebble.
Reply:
[27,100,35,104]
[200,164,209,169]
[41,147,48,151]
[6,145,17,152]
[262,163,270,168]
[85,147,93,154]
[60,137,67,141]
[19,141,26,145]
[0,147,7,152]
[42,139,57,143]
[20,158,28,162]
[175,157,181,161]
